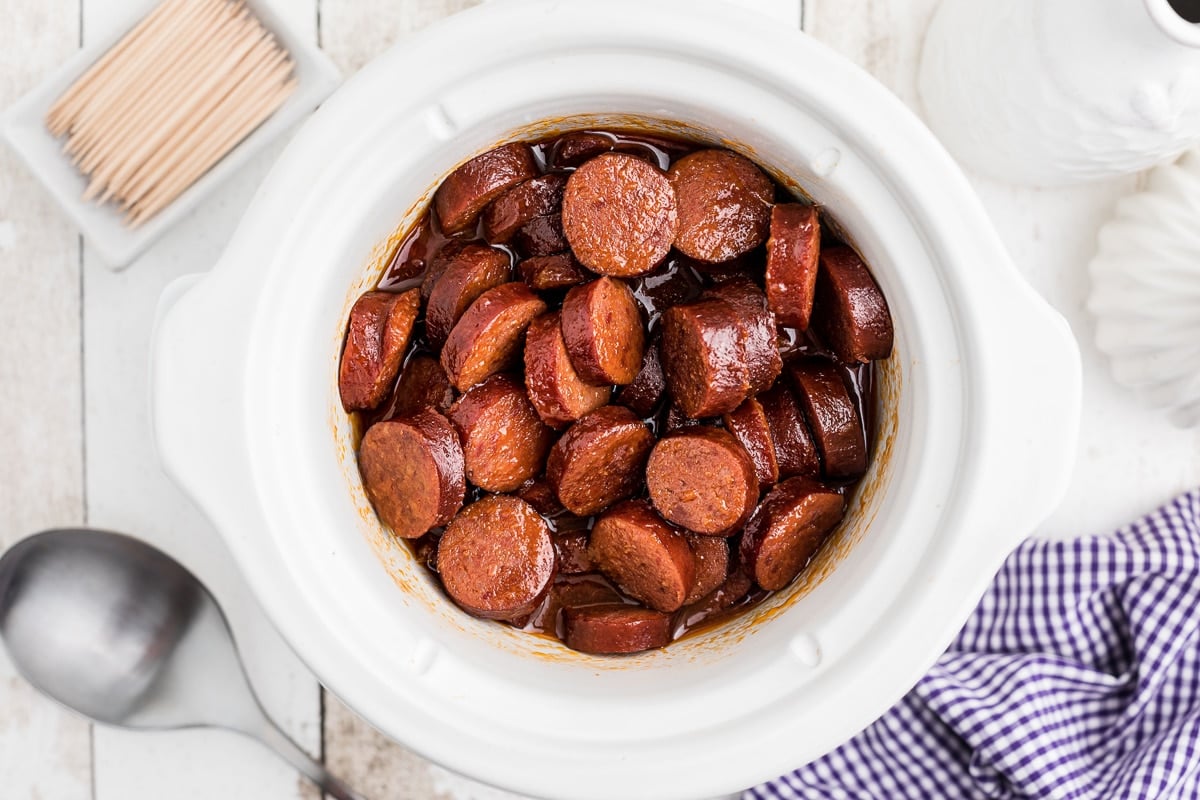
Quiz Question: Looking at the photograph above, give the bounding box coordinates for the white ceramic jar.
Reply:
[919,0,1200,186]
[151,2,1081,797]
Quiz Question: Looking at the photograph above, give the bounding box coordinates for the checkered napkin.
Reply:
[747,489,1200,800]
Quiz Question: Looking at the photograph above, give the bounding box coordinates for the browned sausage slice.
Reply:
[358,409,465,539]
[550,132,614,169]
[554,577,624,609]
[812,245,894,363]
[788,359,867,479]
[561,277,646,385]
[555,531,594,575]
[482,174,567,244]
[420,241,466,302]
[390,355,454,417]
[523,311,611,428]
[339,288,420,412]
[739,477,846,590]
[514,213,568,258]
[646,427,757,535]
[562,604,672,654]
[758,384,820,478]
[441,282,547,391]
[424,243,512,345]
[615,342,665,417]
[765,204,821,330]
[660,299,748,418]
[516,477,566,517]
[518,253,590,291]
[668,149,773,263]
[703,277,782,394]
[447,374,554,492]
[434,143,538,234]
[589,500,696,612]
[633,255,705,313]
[437,495,556,621]
[722,397,780,488]
[385,220,438,285]
[662,403,701,433]
[546,406,654,515]
[681,568,754,619]
[684,535,730,604]
[562,153,678,277]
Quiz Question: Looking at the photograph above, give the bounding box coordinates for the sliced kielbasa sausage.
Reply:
[561,277,646,385]
[633,256,704,313]
[447,374,553,492]
[615,342,666,418]
[519,252,590,291]
[437,495,556,622]
[434,143,538,234]
[523,311,611,428]
[561,604,672,654]
[516,476,566,517]
[684,535,731,605]
[539,578,624,637]
[660,299,749,418]
[739,477,846,591]
[424,243,511,345]
[387,220,438,284]
[554,577,625,610]
[812,245,894,363]
[682,568,754,618]
[546,405,654,516]
[788,359,868,479]
[668,149,773,264]
[339,288,421,412]
[420,245,452,302]
[765,204,821,330]
[358,409,465,539]
[482,173,567,244]
[646,427,758,536]
[589,500,696,613]
[555,531,595,575]
[703,277,782,395]
[514,213,569,258]
[562,153,678,277]
[441,282,547,391]
[390,355,454,417]
[549,131,614,169]
[662,403,701,433]
[723,397,780,488]
[758,384,820,479]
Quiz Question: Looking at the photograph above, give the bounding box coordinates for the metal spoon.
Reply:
[0,528,367,800]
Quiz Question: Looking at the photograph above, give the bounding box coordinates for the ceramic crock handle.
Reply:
[989,292,1082,545]
[150,271,253,516]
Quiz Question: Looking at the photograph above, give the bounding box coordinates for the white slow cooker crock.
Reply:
[151,1,1081,797]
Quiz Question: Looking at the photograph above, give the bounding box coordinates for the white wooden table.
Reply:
[3,1,1199,798]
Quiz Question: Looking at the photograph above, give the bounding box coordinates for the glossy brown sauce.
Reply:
[354,129,878,645]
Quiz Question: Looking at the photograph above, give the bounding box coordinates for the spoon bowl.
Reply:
[0,528,365,800]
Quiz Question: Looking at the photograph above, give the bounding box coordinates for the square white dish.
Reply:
[1,0,341,270]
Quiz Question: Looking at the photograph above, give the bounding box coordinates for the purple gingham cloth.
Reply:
[748,488,1200,800]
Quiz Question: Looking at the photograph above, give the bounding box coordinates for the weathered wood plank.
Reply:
[803,0,937,105]
[0,0,91,798]
[319,0,482,74]
[77,1,322,799]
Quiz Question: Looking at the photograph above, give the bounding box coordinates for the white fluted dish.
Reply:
[1089,151,1200,427]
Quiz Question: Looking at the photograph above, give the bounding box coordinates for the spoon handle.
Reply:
[251,717,369,800]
